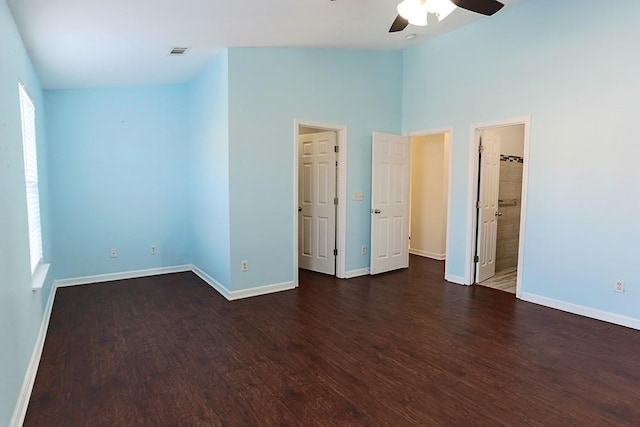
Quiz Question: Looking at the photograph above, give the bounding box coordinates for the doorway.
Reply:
[369,128,452,276]
[294,120,347,282]
[468,118,530,296]
[409,132,450,262]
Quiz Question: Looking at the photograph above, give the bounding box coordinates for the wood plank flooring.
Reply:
[25,256,640,426]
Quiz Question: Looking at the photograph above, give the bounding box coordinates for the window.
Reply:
[18,82,43,275]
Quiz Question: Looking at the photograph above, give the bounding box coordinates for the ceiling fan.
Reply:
[389,0,504,32]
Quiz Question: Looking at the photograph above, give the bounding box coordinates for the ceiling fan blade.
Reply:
[450,0,504,16]
[389,14,409,32]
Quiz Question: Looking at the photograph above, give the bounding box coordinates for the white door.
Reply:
[476,129,501,282]
[298,132,337,275]
[370,132,410,275]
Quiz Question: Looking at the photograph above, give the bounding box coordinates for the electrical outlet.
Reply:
[150,245,157,255]
[241,260,249,272]
[615,281,625,293]
[110,248,118,258]
[361,245,367,255]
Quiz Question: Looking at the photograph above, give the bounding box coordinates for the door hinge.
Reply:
[334,197,339,205]
[334,145,339,153]
[333,248,338,257]
[476,200,481,209]
[478,143,484,153]
[474,255,479,263]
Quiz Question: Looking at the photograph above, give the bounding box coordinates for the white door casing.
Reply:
[298,131,337,275]
[475,129,501,283]
[370,132,410,275]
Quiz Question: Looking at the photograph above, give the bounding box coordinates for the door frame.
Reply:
[465,116,531,298]
[405,127,453,279]
[293,119,348,283]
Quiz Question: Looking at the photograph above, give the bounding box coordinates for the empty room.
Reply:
[2,0,640,425]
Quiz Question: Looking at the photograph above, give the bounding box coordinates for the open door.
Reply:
[370,132,410,275]
[475,129,501,282]
[298,131,337,275]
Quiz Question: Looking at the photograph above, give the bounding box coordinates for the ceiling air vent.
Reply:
[169,47,189,56]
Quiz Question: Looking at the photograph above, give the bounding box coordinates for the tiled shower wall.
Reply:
[496,155,523,272]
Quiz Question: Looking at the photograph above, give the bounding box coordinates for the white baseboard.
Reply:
[445,273,466,285]
[409,249,446,261]
[10,284,57,427]
[520,292,640,330]
[191,265,296,301]
[54,264,297,301]
[54,265,192,288]
[228,281,296,300]
[191,265,232,300]
[345,268,370,279]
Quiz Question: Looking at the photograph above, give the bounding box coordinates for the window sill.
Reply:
[32,263,50,291]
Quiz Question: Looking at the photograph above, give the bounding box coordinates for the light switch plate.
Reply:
[353,191,364,201]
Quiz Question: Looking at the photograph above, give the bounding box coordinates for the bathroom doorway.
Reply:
[473,123,526,295]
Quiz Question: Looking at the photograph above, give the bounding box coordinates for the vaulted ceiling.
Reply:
[7,0,524,89]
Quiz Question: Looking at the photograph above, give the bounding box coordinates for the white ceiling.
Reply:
[7,0,524,89]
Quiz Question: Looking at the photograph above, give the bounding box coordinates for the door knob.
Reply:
[495,211,503,217]
[298,207,302,212]
[373,209,381,214]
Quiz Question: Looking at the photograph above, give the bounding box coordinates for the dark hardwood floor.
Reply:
[25,256,640,426]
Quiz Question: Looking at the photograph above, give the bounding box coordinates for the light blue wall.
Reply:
[0,1,54,424]
[403,0,640,318]
[45,85,192,278]
[227,48,402,290]
[188,51,231,287]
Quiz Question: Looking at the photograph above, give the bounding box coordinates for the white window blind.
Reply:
[19,82,43,274]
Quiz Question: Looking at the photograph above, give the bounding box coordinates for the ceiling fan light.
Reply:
[397,0,428,27]
[426,0,457,21]
[408,14,428,26]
